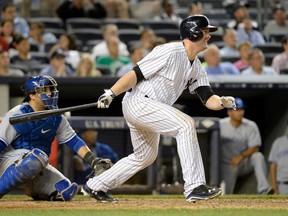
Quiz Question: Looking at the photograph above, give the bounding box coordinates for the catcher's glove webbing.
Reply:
[83,151,113,177]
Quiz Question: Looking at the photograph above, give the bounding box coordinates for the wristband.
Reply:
[83,151,100,168]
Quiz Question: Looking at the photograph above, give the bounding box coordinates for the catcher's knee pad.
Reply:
[50,179,78,201]
[0,148,48,198]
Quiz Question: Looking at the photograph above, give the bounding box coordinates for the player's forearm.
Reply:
[270,163,278,193]
[110,70,137,96]
[77,146,91,158]
[241,146,259,158]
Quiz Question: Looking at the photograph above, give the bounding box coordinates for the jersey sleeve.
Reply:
[56,115,77,144]
[188,58,210,93]
[268,138,280,163]
[246,121,262,148]
[0,108,19,152]
[137,45,171,79]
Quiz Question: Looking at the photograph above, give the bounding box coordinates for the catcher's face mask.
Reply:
[22,75,59,110]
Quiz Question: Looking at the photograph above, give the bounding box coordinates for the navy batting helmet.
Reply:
[21,75,59,109]
[180,15,218,42]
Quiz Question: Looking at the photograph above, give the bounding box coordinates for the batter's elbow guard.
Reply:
[50,179,78,201]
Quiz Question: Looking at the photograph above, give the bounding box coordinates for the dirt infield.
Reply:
[1,195,288,210]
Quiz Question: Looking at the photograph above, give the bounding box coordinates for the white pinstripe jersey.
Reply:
[135,42,210,105]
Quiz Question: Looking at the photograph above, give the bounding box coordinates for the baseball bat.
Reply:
[9,102,99,125]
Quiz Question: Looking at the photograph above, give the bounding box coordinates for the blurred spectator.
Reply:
[154,0,182,26]
[220,97,273,195]
[271,36,288,74]
[117,45,144,77]
[138,28,157,55]
[263,4,288,42]
[96,36,131,76]
[75,52,102,77]
[102,0,130,18]
[242,48,277,75]
[1,3,29,37]
[10,35,43,74]
[130,0,161,19]
[268,121,288,195]
[0,49,24,76]
[203,44,240,75]
[0,20,15,52]
[91,24,129,60]
[188,1,203,16]
[56,0,107,24]
[219,28,239,57]
[233,41,251,71]
[49,33,80,70]
[28,21,58,53]
[39,48,74,77]
[236,16,265,47]
[73,129,119,185]
[21,0,60,18]
[226,0,259,30]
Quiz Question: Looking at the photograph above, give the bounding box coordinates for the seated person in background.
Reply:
[74,129,119,185]
[233,41,251,71]
[10,34,43,74]
[263,4,288,42]
[102,0,130,19]
[236,16,265,47]
[188,1,203,16]
[271,36,288,74]
[28,21,57,53]
[220,97,273,195]
[49,33,80,70]
[1,3,30,37]
[226,0,259,30]
[75,52,102,77]
[40,49,74,77]
[56,0,107,24]
[242,48,277,75]
[0,49,24,76]
[268,121,288,195]
[96,36,131,76]
[138,28,157,56]
[117,45,144,77]
[219,28,239,57]
[0,20,16,52]
[203,44,240,75]
[154,0,182,26]
[91,24,129,60]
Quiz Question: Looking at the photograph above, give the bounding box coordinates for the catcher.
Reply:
[0,75,113,201]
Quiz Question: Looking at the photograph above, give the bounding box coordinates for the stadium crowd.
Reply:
[0,0,288,77]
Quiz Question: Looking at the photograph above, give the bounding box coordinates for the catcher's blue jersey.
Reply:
[11,104,61,155]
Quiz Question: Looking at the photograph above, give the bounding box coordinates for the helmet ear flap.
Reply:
[190,29,203,42]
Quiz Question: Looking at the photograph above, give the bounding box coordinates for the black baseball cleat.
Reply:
[186,184,222,203]
[81,184,118,203]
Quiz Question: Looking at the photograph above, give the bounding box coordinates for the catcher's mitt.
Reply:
[93,158,113,176]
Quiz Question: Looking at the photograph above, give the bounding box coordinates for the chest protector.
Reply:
[12,104,62,156]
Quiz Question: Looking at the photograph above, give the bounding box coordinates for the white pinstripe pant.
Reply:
[87,92,206,197]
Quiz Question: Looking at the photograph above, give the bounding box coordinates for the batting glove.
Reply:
[220,96,236,110]
[97,89,116,108]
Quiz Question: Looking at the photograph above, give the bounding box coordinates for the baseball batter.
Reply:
[83,15,236,203]
[268,124,288,194]
[0,75,112,201]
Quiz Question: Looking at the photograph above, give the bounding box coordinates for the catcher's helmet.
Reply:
[180,15,218,42]
[21,75,59,110]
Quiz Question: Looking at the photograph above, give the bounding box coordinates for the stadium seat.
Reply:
[69,29,103,46]
[141,20,179,30]
[118,29,141,45]
[255,43,283,54]
[65,18,102,32]
[27,17,64,29]
[154,29,180,42]
[103,19,141,30]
